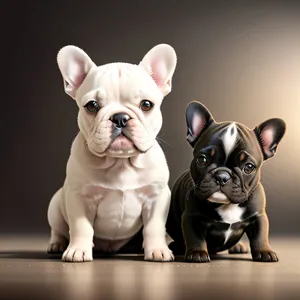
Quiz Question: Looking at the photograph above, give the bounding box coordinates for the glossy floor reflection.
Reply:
[0,236,299,300]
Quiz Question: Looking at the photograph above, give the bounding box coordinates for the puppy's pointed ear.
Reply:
[57,46,96,99]
[254,118,286,160]
[186,101,215,147]
[139,44,177,96]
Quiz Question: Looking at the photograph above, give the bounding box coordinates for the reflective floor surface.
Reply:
[0,235,299,300]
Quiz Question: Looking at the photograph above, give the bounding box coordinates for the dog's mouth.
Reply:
[109,133,135,151]
[206,188,247,204]
[87,118,153,158]
[197,169,248,204]
[105,131,142,158]
[207,191,231,204]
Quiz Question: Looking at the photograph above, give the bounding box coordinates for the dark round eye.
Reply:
[244,163,256,174]
[84,100,100,113]
[140,100,154,112]
[196,155,208,167]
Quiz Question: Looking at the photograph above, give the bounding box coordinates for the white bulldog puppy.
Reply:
[47,44,177,262]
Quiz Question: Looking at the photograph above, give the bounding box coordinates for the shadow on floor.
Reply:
[209,254,252,262]
[0,251,253,262]
[0,251,49,260]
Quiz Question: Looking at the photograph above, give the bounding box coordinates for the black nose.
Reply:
[111,113,130,128]
[215,171,231,186]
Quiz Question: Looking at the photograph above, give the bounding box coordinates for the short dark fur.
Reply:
[166,101,286,263]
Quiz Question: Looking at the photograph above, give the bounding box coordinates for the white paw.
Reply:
[144,247,174,262]
[62,246,93,262]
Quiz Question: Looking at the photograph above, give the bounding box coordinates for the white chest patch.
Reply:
[216,204,245,224]
[216,204,245,244]
[221,122,238,159]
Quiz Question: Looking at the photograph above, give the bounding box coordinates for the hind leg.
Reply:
[228,241,250,254]
[47,229,68,253]
[47,188,69,254]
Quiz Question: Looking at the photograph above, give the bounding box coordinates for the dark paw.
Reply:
[228,242,250,254]
[184,249,210,263]
[252,249,279,262]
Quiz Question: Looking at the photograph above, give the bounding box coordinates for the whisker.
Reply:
[184,183,197,201]
[185,175,194,187]
[185,175,198,194]
[156,135,171,151]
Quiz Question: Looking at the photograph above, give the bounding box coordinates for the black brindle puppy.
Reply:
[166,101,286,263]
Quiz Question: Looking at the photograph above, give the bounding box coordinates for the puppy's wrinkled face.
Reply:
[185,101,286,204]
[57,44,177,158]
[191,122,263,204]
[77,64,165,158]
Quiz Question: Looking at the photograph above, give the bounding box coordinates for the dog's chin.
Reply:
[87,134,146,158]
[88,145,139,159]
[105,135,135,157]
[106,148,139,158]
[106,135,140,158]
[207,191,248,204]
[207,191,231,204]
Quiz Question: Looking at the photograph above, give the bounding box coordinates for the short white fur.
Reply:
[47,44,177,263]
[216,204,245,244]
[221,122,239,159]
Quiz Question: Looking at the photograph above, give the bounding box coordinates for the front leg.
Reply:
[245,213,278,262]
[142,186,174,262]
[182,212,210,263]
[62,192,97,262]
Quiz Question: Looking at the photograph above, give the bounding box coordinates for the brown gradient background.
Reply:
[1,0,300,236]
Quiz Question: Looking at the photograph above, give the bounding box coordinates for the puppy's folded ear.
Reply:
[254,118,286,160]
[57,46,96,99]
[139,44,177,96]
[186,101,215,147]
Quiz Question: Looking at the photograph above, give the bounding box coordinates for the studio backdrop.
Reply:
[2,0,300,236]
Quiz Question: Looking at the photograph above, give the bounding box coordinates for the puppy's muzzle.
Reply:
[110,113,131,128]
